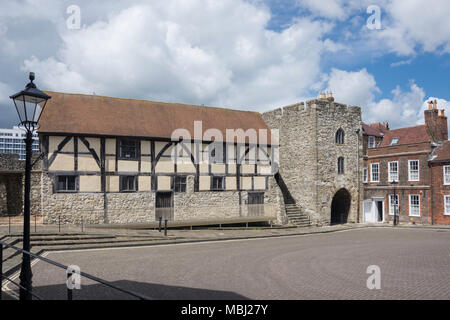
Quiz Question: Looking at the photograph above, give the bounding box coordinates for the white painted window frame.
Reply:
[363,168,368,183]
[389,194,399,216]
[445,195,450,216]
[444,166,450,185]
[388,161,399,182]
[371,163,379,182]
[409,194,421,217]
[408,160,420,182]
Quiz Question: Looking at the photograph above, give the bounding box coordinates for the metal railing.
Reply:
[1,204,278,235]
[0,241,152,300]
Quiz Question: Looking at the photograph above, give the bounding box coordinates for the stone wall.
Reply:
[263,99,362,225]
[41,172,282,225]
[0,154,42,217]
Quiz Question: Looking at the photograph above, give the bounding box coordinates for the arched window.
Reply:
[338,157,345,174]
[335,128,345,144]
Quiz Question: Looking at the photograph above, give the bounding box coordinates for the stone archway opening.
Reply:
[330,188,351,225]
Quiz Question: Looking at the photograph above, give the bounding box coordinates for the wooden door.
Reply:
[155,192,174,221]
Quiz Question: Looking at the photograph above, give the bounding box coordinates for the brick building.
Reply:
[362,100,450,225]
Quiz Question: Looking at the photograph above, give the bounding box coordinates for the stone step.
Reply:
[29,235,116,242]
[286,213,309,218]
[287,216,309,221]
[290,221,311,227]
[8,232,101,237]
[286,211,303,215]
[30,236,172,247]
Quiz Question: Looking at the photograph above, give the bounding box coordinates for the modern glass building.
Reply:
[0,126,39,160]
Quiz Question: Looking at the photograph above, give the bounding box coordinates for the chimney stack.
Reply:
[425,99,448,142]
[326,92,335,102]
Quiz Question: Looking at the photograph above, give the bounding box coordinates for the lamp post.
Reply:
[391,179,398,226]
[10,72,51,300]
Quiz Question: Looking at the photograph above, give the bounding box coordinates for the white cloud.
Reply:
[22,0,339,111]
[370,0,450,55]
[325,68,380,107]
[324,68,427,128]
[297,0,347,20]
[370,82,426,128]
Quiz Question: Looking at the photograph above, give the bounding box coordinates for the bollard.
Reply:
[164,219,168,237]
[158,216,162,233]
[67,271,73,300]
[81,218,84,233]
[34,214,37,233]
[0,242,3,300]
[59,215,61,233]
[8,216,11,235]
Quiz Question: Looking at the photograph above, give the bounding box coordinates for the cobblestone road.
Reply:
[8,227,450,300]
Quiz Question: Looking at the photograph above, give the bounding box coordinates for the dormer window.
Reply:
[368,136,376,148]
[390,138,400,146]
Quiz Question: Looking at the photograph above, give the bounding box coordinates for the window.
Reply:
[211,176,225,191]
[371,163,379,182]
[368,136,376,148]
[388,161,399,182]
[390,138,400,146]
[120,176,137,192]
[444,166,450,185]
[408,160,419,181]
[337,157,344,174]
[445,196,450,216]
[363,168,368,183]
[56,176,77,192]
[119,139,139,160]
[174,176,187,192]
[389,194,399,216]
[335,129,345,144]
[409,194,420,217]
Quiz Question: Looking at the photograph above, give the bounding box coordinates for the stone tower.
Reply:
[262,96,362,226]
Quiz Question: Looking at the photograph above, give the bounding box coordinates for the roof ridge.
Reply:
[43,91,260,115]
[387,124,426,132]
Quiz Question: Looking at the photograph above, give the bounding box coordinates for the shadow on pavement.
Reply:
[24,280,249,300]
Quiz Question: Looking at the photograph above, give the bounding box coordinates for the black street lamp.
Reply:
[10,72,51,300]
[391,179,398,226]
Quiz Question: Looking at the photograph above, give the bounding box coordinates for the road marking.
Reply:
[2,251,50,299]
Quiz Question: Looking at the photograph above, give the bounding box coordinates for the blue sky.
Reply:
[0,0,449,129]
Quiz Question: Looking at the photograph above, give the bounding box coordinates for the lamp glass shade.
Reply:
[10,73,51,132]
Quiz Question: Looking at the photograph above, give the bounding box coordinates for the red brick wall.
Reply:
[430,163,450,225]
[363,142,432,224]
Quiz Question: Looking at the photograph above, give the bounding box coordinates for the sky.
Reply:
[0,0,449,129]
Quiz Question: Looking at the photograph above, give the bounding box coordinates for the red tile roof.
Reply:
[38,92,273,144]
[362,123,384,137]
[379,125,430,147]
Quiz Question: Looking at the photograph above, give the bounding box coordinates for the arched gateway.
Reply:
[330,188,351,225]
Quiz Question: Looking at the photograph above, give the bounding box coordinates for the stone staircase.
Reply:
[284,203,311,227]
[1,232,175,277]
